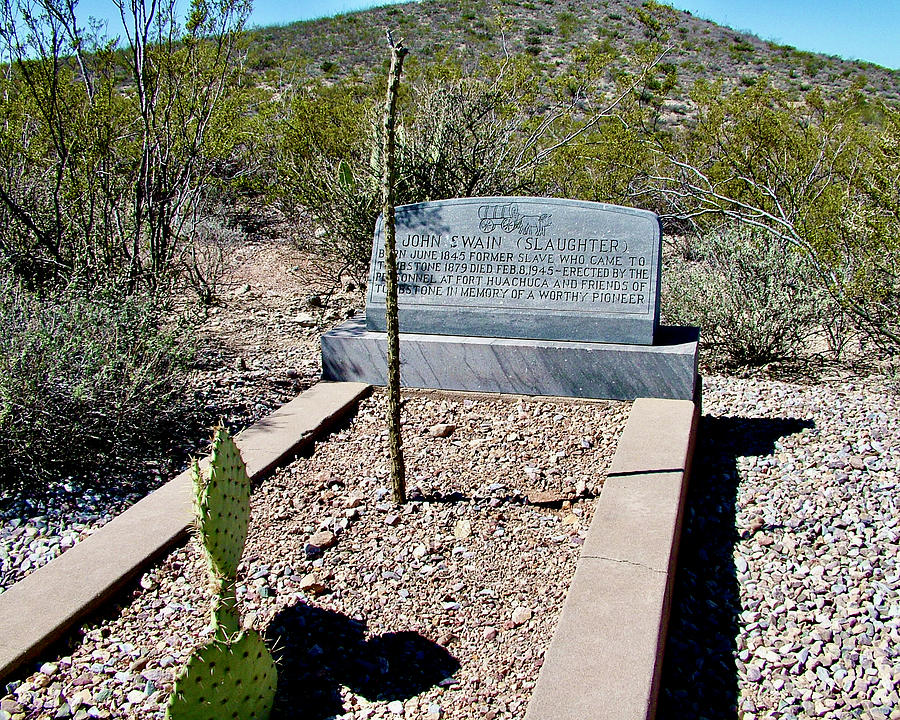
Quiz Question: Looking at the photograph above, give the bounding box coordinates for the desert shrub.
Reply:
[278,76,538,278]
[646,80,900,351]
[0,0,250,296]
[663,228,834,367]
[0,272,196,493]
[180,213,244,306]
[556,11,579,40]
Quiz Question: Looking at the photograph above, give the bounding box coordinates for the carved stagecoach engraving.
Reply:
[478,202,552,236]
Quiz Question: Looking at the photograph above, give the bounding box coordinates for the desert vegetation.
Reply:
[1,0,899,494]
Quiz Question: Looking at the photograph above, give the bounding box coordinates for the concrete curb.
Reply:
[0,381,370,684]
[525,393,701,720]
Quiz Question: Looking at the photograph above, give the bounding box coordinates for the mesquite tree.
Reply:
[0,0,250,293]
[382,31,408,504]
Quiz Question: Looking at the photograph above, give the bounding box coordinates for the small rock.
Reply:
[429,423,456,438]
[298,573,327,595]
[307,530,336,550]
[385,513,400,527]
[387,699,404,715]
[39,662,58,676]
[526,490,568,505]
[511,606,533,626]
[293,312,316,327]
[139,575,156,591]
[747,666,762,682]
[482,626,498,640]
[0,700,22,715]
[453,519,472,540]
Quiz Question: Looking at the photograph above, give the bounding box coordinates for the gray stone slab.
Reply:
[321,317,698,401]
[524,395,700,720]
[366,197,661,344]
[524,557,669,720]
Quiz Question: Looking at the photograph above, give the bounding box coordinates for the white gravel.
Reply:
[658,374,900,720]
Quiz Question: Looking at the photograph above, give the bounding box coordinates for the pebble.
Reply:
[429,423,456,438]
[511,606,533,626]
[297,573,327,595]
[452,519,471,540]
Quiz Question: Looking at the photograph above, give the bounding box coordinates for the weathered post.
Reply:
[382,30,408,504]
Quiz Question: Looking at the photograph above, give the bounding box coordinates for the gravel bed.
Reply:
[0,487,151,593]
[2,391,628,719]
[658,374,900,720]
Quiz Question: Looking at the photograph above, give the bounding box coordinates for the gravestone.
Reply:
[365,198,660,344]
[321,197,698,401]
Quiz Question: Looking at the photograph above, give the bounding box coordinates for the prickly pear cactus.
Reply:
[165,631,277,720]
[166,427,277,720]
[194,427,250,584]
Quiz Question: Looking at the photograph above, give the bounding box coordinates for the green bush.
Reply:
[278,76,538,278]
[0,273,196,493]
[662,228,835,367]
[0,0,250,296]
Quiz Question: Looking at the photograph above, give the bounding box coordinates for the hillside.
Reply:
[244,0,900,107]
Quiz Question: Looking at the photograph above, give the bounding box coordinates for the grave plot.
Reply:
[0,198,700,720]
[5,390,629,719]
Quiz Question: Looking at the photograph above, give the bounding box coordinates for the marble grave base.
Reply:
[321,317,699,401]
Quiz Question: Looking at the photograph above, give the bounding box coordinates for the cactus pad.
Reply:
[165,630,277,720]
[193,427,251,580]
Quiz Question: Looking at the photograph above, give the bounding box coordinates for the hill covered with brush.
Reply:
[244,0,900,109]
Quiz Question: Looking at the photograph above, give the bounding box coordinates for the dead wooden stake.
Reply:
[382,30,408,505]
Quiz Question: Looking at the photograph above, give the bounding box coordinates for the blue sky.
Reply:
[666,1,899,70]
[75,0,900,70]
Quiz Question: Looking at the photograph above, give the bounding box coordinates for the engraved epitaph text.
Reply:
[366,197,661,345]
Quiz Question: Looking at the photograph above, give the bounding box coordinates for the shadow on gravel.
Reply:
[656,415,813,720]
[266,602,459,719]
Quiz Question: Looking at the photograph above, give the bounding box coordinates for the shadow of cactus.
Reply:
[266,601,460,718]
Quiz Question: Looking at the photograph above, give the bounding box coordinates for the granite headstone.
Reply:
[365,197,661,345]
[321,197,698,401]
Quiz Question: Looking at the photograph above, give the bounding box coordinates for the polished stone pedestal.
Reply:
[321,317,699,401]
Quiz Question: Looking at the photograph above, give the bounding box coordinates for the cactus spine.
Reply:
[165,427,277,720]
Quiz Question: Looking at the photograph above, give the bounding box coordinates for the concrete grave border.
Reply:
[525,391,701,720]
[0,382,370,683]
[0,381,699,720]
